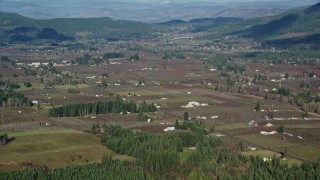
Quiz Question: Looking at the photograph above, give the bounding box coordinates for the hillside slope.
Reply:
[232,2,320,48]
[0,12,167,42]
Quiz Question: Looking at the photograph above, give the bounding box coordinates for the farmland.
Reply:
[1,42,320,169]
[1,36,320,169]
[0,130,133,170]
[1,3,320,179]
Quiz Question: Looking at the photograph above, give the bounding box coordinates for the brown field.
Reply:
[1,37,320,169]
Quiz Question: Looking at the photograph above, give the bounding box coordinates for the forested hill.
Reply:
[0,12,168,42]
[158,17,243,26]
[233,2,320,48]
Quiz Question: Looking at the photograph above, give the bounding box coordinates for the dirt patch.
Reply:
[285,128,320,146]
[165,69,192,75]
[220,126,276,136]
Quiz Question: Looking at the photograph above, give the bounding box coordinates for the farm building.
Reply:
[260,131,277,135]
[265,123,273,127]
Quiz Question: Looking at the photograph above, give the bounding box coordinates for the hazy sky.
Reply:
[1,0,318,5]
[1,0,318,21]
[3,0,319,2]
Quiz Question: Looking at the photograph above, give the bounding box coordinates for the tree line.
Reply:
[48,98,157,117]
[0,155,150,180]
[0,89,32,107]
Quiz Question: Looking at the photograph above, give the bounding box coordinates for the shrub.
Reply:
[276,126,286,133]
[24,82,32,87]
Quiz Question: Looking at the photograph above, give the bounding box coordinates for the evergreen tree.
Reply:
[183,111,189,121]
[255,101,261,111]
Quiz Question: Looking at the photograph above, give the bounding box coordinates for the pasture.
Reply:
[241,150,302,166]
[0,130,133,170]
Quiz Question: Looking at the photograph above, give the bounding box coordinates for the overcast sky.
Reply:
[3,0,319,3]
[1,0,318,6]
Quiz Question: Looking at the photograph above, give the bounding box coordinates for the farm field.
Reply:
[280,146,320,162]
[238,134,297,149]
[1,4,320,178]
[2,50,320,169]
[241,150,302,166]
[0,130,133,170]
[236,133,320,162]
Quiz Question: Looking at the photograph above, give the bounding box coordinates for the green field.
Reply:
[54,84,89,89]
[215,123,249,131]
[242,150,301,166]
[238,134,297,149]
[3,129,80,137]
[179,148,194,162]
[116,89,165,97]
[274,146,320,162]
[0,130,133,170]
[237,134,320,162]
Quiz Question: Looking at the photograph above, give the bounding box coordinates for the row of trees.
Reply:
[42,75,85,88]
[0,89,32,107]
[240,51,320,65]
[103,52,125,60]
[72,54,106,65]
[48,98,157,117]
[0,155,150,179]
[71,52,139,65]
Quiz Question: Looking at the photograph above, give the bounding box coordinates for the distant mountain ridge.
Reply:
[1,1,320,46]
[0,11,167,42]
[158,17,243,26]
[0,0,318,22]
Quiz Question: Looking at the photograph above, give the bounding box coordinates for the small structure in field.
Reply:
[248,147,257,151]
[260,131,277,135]
[196,116,207,120]
[181,101,200,108]
[263,157,271,162]
[86,76,96,79]
[212,133,225,137]
[164,127,175,132]
[265,123,273,127]
[248,120,258,126]
[284,132,293,137]
[181,101,208,108]
[32,100,39,104]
